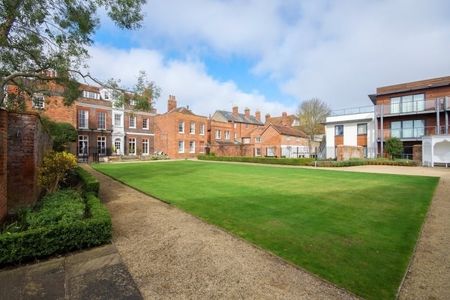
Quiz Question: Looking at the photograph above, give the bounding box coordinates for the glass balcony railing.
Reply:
[377,126,450,140]
[330,105,374,116]
[375,97,450,116]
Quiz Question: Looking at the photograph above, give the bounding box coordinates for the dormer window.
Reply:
[82,90,100,100]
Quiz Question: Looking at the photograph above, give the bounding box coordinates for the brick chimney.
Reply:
[168,95,177,112]
[255,111,261,122]
[232,106,239,116]
[244,108,250,118]
[265,113,271,124]
[281,112,289,127]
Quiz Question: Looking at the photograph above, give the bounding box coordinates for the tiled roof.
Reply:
[271,124,307,138]
[168,107,195,115]
[267,115,298,126]
[215,110,263,125]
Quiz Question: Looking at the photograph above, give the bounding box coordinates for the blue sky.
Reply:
[88,0,450,117]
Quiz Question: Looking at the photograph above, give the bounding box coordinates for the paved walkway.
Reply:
[0,244,142,299]
[87,165,357,300]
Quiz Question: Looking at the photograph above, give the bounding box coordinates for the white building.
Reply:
[324,108,376,159]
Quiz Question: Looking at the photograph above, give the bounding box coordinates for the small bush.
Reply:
[385,137,403,159]
[75,166,100,195]
[39,151,77,193]
[198,155,314,166]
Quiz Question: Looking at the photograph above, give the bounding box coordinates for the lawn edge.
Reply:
[90,164,363,300]
[395,176,441,299]
[190,159,440,179]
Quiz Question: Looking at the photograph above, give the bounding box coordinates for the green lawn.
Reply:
[93,161,439,299]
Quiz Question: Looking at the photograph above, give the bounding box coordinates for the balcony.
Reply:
[377,126,450,141]
[375,97,450,117]
[330,105,374,117]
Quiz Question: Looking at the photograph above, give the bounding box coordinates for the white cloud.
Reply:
[122,0,450,110]
[86,46,293,116]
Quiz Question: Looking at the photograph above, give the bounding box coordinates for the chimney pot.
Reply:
[265,114,271,124]
[232,106,239,115]
[244,108,250,118]
[168,95,177,112]
[255,111,261,122]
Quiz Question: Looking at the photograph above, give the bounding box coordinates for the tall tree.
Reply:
[297,98,331,153]
[0,0,158,110]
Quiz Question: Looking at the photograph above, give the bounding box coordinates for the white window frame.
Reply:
[82,90,100,100]
[178,140,185,153]
[32,93,45,109]
[128,138,136,155]
[78,135,88,156]
[199,123,205,135]
[143,118,149,130]
[215,130,221,140]
[225,130,230,140]
[98,111,106,130]
[189,141,196,153]
[142,139,149,155]
[114,138,121,155]
[178,121,185,133]
[129,115,136,129]
[97,136,106,156]
[255,136,261,143]
[78,110,89,129]
[114,113,122,127]
[190,122,196,134]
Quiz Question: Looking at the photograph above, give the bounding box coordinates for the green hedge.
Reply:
[75,166,100,195]
[198,155,417,167]
[198,155,314,166]
[310,158,418,167]
[0,191,111,265]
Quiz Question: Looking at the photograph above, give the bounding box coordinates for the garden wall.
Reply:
[0,109,7,222]
[336,145,364,161]
[6,112,52,212]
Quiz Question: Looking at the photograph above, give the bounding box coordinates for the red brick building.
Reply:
[154,96,208,158]
[266,112,300,127]
[208,106,264,156]
[13,82,156,160]
[369,76,450,158]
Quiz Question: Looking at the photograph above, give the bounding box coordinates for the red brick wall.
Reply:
[0,109,7,222]
[7,112,52,211]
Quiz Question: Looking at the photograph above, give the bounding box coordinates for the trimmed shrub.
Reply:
[39,151,77,193]
[310,158,417,167]
[75,166,100,195]
[0,191,111,265]
[198,155,314,166]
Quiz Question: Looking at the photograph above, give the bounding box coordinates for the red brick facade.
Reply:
[6,112,52,211]
[154,96,207,158]
[0,109,7,222]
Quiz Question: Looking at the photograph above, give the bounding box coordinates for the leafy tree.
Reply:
[297,98,331,153]
[42,117,78,151]
[385,137,403,159]
[0,0,158,111]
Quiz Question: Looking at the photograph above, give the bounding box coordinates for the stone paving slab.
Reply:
[0,244,142,300]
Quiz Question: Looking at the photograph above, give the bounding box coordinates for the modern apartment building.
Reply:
[370,76,450,158]
[324,108,376,159]
[154,96,208,158]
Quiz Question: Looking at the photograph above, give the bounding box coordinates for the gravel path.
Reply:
[86,165,357,300]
